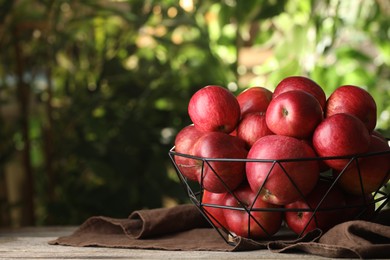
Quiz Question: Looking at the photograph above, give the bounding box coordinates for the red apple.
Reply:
[246,135,320,205]
[188,85,240,133]
[174,125,205,152]
[193,132,248,193]
[302,139,330,173]
[372,130,388,143]
[343,193,375,222]
[285,180,346,236]
[201,190,228,228]
[173,125,205,181]
[273,76,326,109]
[325,85,377,132]
[334,135,390,195]
[312,113,371,171]
[224,184,282,239]
[236,86,273,118]
[237,112,273,148]
[229,128,238,137]
[265,90,323,139]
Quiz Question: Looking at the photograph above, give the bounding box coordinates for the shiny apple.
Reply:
[224,184,282,239]
[325,85,377,132]
[174,125,205,181]
[265,90,323,139]
[236,86,273,118]
[193,132,248,193]
[285,180,346,236]
[334,135,390,195]
[246,135,320,205]
[188,85,240,133]
[236,112,273,148]
[201,190,228,228]
[312,113,371,171]
[273,76,326,109]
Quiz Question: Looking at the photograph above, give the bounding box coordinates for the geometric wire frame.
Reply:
[168,144,390,244]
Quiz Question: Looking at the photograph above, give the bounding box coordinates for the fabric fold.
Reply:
[127,204,210,238]
[49,204,390,259]
[49,204,232,251]
[268,219,390,259]
[319,220,390,259]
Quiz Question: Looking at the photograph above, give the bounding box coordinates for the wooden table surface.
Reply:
[0,226,328,259]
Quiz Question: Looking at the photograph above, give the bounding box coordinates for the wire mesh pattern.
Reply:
[169,146,390,243]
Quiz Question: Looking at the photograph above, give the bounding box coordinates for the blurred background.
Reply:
[0,0,389,227]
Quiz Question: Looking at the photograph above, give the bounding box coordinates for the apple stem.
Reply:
[217,125,226,132]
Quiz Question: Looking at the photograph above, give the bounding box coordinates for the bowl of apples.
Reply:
[169,77,390,242]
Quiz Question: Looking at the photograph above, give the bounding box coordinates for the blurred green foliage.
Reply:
[0,0,389,226]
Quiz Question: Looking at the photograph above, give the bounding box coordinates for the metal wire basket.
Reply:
[168,144,390,243]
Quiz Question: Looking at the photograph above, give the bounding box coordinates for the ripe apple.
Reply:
[193,132,248,193]
[237,112,273,148]
[302,139,330,173]
[229,128,238,137]
[285,180,346,236]
[236,86,273,118]
[174,125,205,152]
[372,130,388,143]
[201,190,228,228]
[223,184,282,239]
[273,76,326,109]
[333,135,390,195]
[325,85,377,132]
[343,193,375,222]
[246,135,320,205]
[312,113,371,171]
[265,90,323,139]
[173,125,205,181]
[188,85,240,133]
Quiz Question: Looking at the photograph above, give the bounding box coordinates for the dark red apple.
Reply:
[312,113,371,171]
[201,190,228,228]
[343,193,375,222]
[174,124,205,152]
[325,85,377,132]
[188,85,240,133]
[372,130,388,143]
[237,112,273,148]
[193,132,248,193]
[229,128,238,136]
[224,184,282,239]
[246,135,320,205]
[173,125,205,181]
[273,76,326,109]
[302,139,330,173]
[265,90,323,139]
[285,180,346,236]
[236,86,273,118]
[334,135,390,195]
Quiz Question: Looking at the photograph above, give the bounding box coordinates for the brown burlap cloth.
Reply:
[49,204,390,259]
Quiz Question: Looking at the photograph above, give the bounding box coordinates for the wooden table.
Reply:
[0,226,327,259]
